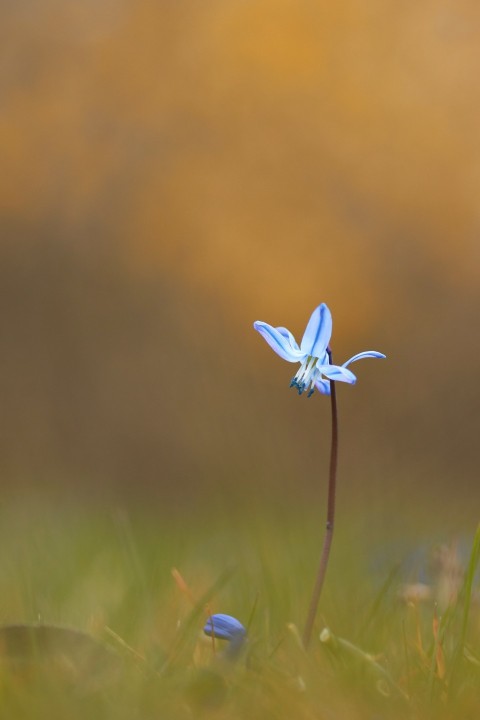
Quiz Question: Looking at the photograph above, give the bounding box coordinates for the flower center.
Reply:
[290,356,320,397]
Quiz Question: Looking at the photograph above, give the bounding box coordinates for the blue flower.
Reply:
[204,614,246,641]
[204,614,247,659]
[253,303,385,397]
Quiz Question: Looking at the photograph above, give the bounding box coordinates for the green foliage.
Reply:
[0,497,478,719]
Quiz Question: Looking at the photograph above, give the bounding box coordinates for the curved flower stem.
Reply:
[302,347,338,649]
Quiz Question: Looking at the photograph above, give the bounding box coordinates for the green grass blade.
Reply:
[447,525,480,698]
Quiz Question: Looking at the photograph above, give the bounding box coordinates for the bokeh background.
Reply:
[1,0,480,531]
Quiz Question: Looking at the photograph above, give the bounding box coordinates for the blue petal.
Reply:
[276,326,301,352]
[300,304,333,358]
[317,363,357,384]
[342,351,386,367]
[314,378,331,395]
[253,321,305,362]
[204,614,246,641]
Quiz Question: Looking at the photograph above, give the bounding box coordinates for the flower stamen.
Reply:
[291,356,318,395]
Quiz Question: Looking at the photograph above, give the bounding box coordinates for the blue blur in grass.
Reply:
[254,303,385,396]
[204,614,246,641]
[204,614,247,660]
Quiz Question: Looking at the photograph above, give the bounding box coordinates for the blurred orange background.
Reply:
[1,0,479,516]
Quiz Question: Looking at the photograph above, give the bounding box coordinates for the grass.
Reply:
[0,492,478,719]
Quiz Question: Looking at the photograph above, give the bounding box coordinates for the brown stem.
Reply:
[302,348,338,649]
